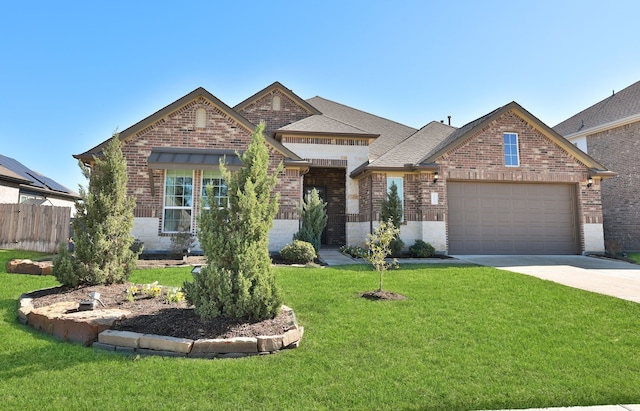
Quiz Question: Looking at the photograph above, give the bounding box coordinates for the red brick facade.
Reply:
[587,120,640,250]
[237,90,313,137]
[78,84,607,254]
[124,97,302,235]
[355,109,600,251]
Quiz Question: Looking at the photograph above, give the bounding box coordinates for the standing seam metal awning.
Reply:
[147,147,242,170]
[146,148,243,196]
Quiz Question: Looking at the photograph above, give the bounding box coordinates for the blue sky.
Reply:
[1,0,639,192]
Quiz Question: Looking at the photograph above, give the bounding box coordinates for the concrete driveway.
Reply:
[452,255,640,304]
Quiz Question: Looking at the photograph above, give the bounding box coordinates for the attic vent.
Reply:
[272,95,281,111]
[195,108,207,128]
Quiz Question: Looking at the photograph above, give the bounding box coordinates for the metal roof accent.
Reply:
[147,148,242,170]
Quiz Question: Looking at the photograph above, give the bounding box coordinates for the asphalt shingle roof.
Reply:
[306,96,417,159]
[370,121,456,168]
[277,114,375,136]
[553,80,640,136]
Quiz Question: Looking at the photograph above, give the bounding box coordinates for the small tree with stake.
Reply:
[364,219,399,292]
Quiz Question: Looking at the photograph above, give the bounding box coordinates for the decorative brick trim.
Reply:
[308,158,348,167]
[282,136,369,146]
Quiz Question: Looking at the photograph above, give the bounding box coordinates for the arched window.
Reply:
[272,95,281,111]
[195,108,206,128]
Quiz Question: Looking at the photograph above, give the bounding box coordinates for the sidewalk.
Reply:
[317,248,472,266]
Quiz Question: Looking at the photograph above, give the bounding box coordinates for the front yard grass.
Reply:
[2,249,640,410]
[627,252,640,264]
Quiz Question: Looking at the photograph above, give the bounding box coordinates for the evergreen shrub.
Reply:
[280,240,317,264]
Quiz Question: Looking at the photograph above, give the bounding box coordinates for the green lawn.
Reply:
[627,252,640,264]
[2,249,640,410]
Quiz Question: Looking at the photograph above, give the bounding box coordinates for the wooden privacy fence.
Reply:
[0,204,70,253]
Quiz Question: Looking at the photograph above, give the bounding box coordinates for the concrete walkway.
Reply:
[317,249,474,266]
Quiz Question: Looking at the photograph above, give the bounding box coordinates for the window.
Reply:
[201,170,228,208]
[195,108,207,128]
[386,176,404,219]
[503,132,520,167]
[163,170,193,232]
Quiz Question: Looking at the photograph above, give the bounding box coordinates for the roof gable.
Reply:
[554,80,640,137]
[75,87,302,161]
[233,81,321,116]
[421,101,610,173]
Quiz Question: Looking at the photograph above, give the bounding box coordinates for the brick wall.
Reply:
[123,97,301,237]
[435,110,600,228]
[587,120,640,250]
[237,90,312,136]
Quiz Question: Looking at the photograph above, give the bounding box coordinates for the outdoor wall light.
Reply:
[433,172,439,184]
[587,177,593,188]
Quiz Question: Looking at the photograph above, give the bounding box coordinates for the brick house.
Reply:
[554,80,640,252]
[75,82,613,255]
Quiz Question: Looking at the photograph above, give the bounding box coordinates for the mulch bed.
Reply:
[28,283,294,340]
[360,290,407,301]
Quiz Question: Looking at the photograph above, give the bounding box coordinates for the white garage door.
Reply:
[447,182,579,255]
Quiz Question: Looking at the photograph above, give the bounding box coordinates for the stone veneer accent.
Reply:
[19,290,302,358]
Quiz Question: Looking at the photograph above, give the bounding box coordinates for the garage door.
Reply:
[447,182,579,255]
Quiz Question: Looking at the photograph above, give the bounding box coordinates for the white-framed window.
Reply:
[386,176,404,220]
[503,132,520,167]
[163,169,193,232]
[201,170,228,209]
[272,95,281,111]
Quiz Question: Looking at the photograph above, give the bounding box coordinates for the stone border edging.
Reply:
[18,291,303,358]
[94,325,304,358]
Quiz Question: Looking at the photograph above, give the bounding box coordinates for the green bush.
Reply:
[340,245,368,258]
[409,239,435,258]
[52,243,78,287]
[71,134,139,285]
[183,122,283,321]
[280,240,317,264]
[389,237,405,258]
[293,188,327,253]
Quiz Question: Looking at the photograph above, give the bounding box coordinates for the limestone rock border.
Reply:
[19,290,303,358]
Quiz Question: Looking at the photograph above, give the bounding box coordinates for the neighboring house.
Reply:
[75,82,613,255]
[0,154,79,215]
[554,80,640,252]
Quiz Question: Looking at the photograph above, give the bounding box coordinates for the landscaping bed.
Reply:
[26,283,295,341]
